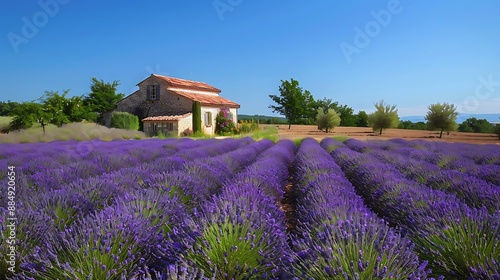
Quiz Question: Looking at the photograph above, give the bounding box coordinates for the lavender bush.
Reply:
[2,136,499,279]
[293,138,429,279]
[326,142,500,278]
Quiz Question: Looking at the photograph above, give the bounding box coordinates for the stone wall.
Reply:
[115,75,238,135]
[177,115,193,136]
[116,76,193,122]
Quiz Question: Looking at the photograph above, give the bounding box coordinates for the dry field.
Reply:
[266,124,500,145]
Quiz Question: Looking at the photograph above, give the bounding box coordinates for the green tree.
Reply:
[40,90,71,127]
[367,100,399,135]
[425,102,458,138]
[495,118,500,140]
[0,100,21,116]
[336,104,356,126]
[84,78,124,123]
[314,98,336,114]
[458,117,494,133]
[192,101,202,133]
[269,79,314,129]
[302,89,316,123]
[313,98,356,126]
[398,120,428,130]
[65,95,89,122]
[316,108,341,133]
[355,111,369,127]
[9,102,41,131]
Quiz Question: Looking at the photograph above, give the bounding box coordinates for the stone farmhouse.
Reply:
[116,74,240,136]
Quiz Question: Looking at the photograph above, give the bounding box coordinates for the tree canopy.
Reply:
[5,77,126,133]
[0,100,21,116]
[367,100,399,135]
[458,117,494,133]
[494,118,500,140]
[84,78,124,123]
[269,79,314,129]
[355,111,369,127]
[9,102,41,131]
[425,102,458,138]
[316,108,341,133]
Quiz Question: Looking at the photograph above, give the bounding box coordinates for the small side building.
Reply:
[116,74,240,136]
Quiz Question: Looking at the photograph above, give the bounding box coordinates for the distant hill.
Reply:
[401,113,500,124]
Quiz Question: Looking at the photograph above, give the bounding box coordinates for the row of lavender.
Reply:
[180,139,297,279]
[1,136,434,280]
[345,139,500,212]
[0,137,272,279]
[292,138,432,279]
[322,138,500,278]
[389,139,500,187]
[2,136,498,279]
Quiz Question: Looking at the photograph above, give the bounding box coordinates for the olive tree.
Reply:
[316,108,341,133]
[425,102,458,138]
[367,100,399,135]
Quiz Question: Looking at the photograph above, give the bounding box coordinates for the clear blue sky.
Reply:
[1,0,499,117]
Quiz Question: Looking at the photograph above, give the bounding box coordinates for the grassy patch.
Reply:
[192,131,212,139]
[247,126,278,142]
[331,134,349,142]
[0,116,12,132]
[0,122,146,143]
[293,138,304,146]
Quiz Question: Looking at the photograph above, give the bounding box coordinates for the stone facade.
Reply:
[115,74,239,136]
[177,114,193,136]
[116,76,193,121]
[143,114,193,137]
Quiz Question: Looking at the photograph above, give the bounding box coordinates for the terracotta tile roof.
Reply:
[170,90,240,108]
[142,113,192,122]
[153,74,221,93]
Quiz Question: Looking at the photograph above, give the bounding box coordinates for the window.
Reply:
[150,86,156,100]
[161,123,174,131]
[204,112,212,127]
[147,85,160,101]
[150,123,157,132]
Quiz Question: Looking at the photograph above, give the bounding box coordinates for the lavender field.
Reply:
[0,137,499,279]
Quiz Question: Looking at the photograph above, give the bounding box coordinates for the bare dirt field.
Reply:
[266,124,500,145]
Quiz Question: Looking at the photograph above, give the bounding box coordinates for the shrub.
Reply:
[215,108,236,135]
[110,112,139,131]
[157,131,175,139]
[495,124,500,140]
[316,108,341,133]
[238,120,259,134]
[192,101,201,133]
[181,128,193,137]
[23,205,155,279]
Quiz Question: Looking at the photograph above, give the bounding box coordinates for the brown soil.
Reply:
[266,124,500,145]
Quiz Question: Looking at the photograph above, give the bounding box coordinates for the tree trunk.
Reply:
[41,123,46,134]
[379,127,383,135]
[439,128,443,138]
[288,121,292,129]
